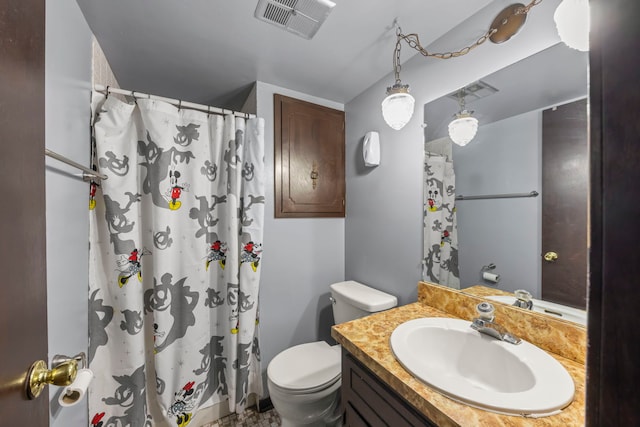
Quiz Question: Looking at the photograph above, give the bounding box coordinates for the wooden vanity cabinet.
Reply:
[342,351,436,427]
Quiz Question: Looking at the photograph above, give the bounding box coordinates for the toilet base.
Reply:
[280,418,342,427]
[278,402,343,427]
[268,377,342,427]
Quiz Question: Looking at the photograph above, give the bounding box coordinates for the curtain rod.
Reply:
[45,149,107,181]
[455,191,539,201]
[93,84,256,119]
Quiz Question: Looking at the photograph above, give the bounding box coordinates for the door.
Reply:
[0,0,49,424]
[587,0,640,424]
[541,98,588,309]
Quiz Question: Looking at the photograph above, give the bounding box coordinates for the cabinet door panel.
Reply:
[274,94,345,217]
[342,352,436,427]
[345,403,373,427]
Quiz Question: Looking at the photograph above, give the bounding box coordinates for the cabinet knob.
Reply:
[543,251,559,262]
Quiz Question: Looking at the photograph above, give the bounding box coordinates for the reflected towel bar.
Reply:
[45,149,107,181]
[455,191,539,201]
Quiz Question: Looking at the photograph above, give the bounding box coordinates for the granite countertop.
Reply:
[331,283,586,427]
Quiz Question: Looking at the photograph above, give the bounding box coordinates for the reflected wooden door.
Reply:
[541,98,588,309]
[0,0,49,424]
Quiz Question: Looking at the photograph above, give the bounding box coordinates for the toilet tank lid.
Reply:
[330,280,398,312]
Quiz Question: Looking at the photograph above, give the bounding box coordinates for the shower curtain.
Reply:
[88,94,265,427]
[423,151,460,288]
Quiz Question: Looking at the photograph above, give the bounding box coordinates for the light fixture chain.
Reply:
[399,29,497,60]
[394,28,403,84]
[516,0,543,15]
[396,0,543,61]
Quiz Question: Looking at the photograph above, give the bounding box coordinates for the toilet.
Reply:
[267,280,398,427]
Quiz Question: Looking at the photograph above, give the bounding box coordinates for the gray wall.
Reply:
[344,0,563,304]
[453,111,542,297]
[45,1,92,425]
[255,82,345,379]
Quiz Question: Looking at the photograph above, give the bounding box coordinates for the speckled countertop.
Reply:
[331,282,586,427]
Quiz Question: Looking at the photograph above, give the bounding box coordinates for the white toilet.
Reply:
[267,280,398,427]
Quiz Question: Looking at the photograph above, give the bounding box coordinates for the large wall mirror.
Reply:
[423,42,589,323]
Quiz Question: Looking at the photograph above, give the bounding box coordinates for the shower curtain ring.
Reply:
[207,106,211,117]
[105,86,110,99]
[178,100,182,111]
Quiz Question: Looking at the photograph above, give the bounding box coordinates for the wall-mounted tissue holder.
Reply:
[481,263,501,283]
[51,352,87,371]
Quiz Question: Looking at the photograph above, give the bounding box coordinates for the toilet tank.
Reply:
[330,280,398,324]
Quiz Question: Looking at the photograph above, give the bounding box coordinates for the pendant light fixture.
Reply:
[554,0,590,51]
[381,28,415,130]
[382,1,544,131]
[381,84,415,131]
[448,92,478,146]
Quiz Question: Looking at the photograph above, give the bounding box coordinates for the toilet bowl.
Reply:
[267,281,397,426]
[267,341,342,427]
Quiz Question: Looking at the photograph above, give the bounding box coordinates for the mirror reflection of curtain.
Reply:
[423,139,459,288]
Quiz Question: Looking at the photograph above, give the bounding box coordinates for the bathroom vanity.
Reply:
[343,351,436,426]
[331,281,586,426]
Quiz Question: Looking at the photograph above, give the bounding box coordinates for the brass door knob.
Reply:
[544,251,559,262]
[26,359,78,399]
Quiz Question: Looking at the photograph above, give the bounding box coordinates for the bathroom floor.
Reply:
[201,407,281,427]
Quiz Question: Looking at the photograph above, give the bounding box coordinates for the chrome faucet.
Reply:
[471,302,521,345]
[512,289,533,310]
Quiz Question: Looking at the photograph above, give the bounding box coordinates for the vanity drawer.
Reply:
[342,351,435,427]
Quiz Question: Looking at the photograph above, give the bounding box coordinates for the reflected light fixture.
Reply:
[554,0,590,51]
[448,92,478,146]
[382,1,544,130]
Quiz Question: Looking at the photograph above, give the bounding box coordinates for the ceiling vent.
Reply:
[446,80,499,104]
[254,0,336,40]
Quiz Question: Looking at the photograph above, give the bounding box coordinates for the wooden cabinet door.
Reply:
[274,94,345,218]
[342,352,436,426]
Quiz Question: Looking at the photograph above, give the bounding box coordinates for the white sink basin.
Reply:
[485,295,587,326]
[390,317,575,417]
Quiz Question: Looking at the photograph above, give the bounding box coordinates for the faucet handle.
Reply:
[513,289,533,309]
[475,302,495,321]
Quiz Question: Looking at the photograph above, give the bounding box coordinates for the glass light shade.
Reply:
[382,92,415,130]
[554,0,590,52]
[448,114,478,146]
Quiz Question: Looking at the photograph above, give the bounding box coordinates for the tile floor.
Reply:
[200,406,281,427]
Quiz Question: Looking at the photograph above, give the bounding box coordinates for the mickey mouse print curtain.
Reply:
[423,152,460,288]
[88,94,265,426]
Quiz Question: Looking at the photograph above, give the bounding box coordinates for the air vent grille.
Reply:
[264,3,292,26]
[446,80,499,104]
[274,0,298,7]
[254,0,335,39]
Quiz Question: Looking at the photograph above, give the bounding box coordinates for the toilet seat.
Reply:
[267,341,341,394]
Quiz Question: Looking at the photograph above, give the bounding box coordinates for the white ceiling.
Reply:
[76,0,494,109]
